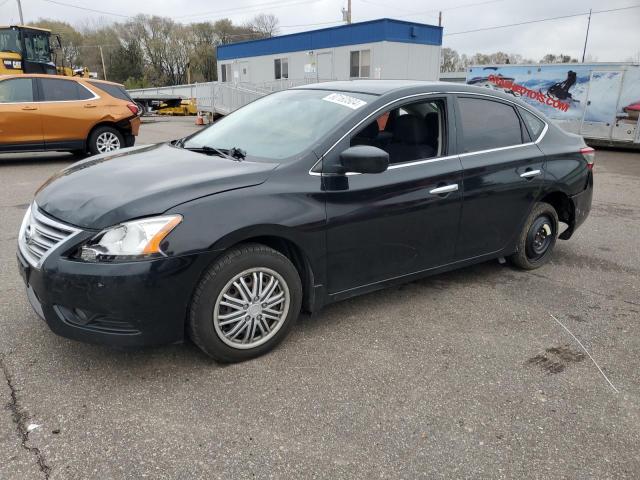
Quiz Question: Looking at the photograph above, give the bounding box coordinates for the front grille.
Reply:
[18,203,81,268]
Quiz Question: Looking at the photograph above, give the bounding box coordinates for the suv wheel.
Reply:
[88,126,124,155]
[188,243,302,362]
[509,202,559,270]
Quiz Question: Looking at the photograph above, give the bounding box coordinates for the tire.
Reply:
[87,126,124,155]
[509,202,559,270]
[188,243,302,362]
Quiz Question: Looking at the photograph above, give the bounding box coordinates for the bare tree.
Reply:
[440,47,460,72]
[246,13,279,38]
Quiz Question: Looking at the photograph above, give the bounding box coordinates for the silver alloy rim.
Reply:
[96,132,121,153]
[213,267,290,349]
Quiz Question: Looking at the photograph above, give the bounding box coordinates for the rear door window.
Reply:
[39,78,94,101]
[88,81,132,101]
[0,78,34,102]
[457,97,524,153]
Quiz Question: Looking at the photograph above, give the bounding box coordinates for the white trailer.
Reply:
[466,63,640,146]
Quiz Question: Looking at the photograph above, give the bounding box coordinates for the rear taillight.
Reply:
[580,146,595,170]
[127,103,139,115]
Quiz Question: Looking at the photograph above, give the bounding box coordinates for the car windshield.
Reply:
[183,89,375,161]
[0,29,21,54]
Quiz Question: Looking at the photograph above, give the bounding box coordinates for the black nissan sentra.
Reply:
[17,80,594,362]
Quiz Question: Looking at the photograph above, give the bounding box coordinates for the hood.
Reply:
[35,143,278,229]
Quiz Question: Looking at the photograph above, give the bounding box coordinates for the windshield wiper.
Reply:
[173,138,246,161]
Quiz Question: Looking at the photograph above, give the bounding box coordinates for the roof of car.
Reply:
[295,79,507,97]
[0,73,124,87]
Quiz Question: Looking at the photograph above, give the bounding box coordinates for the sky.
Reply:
[1,0,639,63]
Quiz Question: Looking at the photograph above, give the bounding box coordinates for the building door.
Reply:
[580,70,624,140]
[316,52,333,81]
[238,61,250,83]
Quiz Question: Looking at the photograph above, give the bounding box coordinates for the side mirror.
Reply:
[339,145,389,174]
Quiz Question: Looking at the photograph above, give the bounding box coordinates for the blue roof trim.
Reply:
[217,18,442,61]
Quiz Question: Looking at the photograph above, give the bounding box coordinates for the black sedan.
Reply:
[17,80,594,362]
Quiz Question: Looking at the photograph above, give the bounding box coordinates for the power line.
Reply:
[444,4,640,36]
[174,0,318,21]
[39,0,131,18]
[279,19,344,29]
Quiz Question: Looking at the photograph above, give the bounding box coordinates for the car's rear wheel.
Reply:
[88,126,124,155]
[188,243,302,362]
[509,202,559,270]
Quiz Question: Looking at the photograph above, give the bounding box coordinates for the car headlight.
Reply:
[77,215,182,262]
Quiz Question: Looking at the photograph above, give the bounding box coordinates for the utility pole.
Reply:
[16,0,24,24]
[341,1,352,24]
[99,46,107,80]
[581,8,592,63]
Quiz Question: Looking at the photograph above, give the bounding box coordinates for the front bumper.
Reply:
[17,248,216,348]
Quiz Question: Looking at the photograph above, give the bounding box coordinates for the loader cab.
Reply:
[0,26,57,75]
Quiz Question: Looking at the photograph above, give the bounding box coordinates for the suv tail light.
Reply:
[580,147,595,170]
[127,103,139,115]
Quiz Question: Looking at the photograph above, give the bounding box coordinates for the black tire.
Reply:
[188,243,302,362]
[509,202,559,270]
[87,126,124,156]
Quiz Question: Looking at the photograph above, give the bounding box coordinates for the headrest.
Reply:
[424,112,439,133]
[393,114,428,144]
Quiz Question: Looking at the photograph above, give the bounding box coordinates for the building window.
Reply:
[221,64,231,82]
[274,58,288,80]
[350,49,370,78]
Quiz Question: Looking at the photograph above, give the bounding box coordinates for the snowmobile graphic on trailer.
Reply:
[544,70,579,102]
[466,63,640,146]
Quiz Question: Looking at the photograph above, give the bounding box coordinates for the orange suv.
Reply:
[0,74,140,155]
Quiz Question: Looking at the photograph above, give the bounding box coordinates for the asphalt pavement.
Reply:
[1,118,639,479]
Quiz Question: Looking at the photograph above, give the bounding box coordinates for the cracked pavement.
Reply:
[1,119,639,479]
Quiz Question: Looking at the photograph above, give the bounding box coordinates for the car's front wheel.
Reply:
[509,202,559,270]
[88,126,124,155]
[188,243,302,362]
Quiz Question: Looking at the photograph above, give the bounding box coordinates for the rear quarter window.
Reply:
[518,107,546,140]
[88,81,132,101]
[457,97,525,153]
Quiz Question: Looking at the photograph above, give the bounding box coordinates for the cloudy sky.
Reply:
[2,0,639,62]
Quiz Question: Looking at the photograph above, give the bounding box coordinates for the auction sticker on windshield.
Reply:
[322,93,367,110]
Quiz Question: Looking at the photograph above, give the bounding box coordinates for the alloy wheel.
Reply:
[213,268,290,349]
[96,132,121,153]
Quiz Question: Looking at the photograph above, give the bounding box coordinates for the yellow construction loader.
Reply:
[0,25,89,77]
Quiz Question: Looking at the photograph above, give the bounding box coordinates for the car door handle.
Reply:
[21,105,37,111]
[429,184,459,195]
[520,169,542,179]
[84,104,97,108]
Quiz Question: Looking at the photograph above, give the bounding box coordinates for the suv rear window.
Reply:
[457,97,524,153]
[40,78,94,101]
[88,81,132,101]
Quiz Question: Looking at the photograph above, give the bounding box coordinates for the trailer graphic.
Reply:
[466,63,640,145]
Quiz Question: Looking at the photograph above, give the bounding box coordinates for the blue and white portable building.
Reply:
[216,18,443,84]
